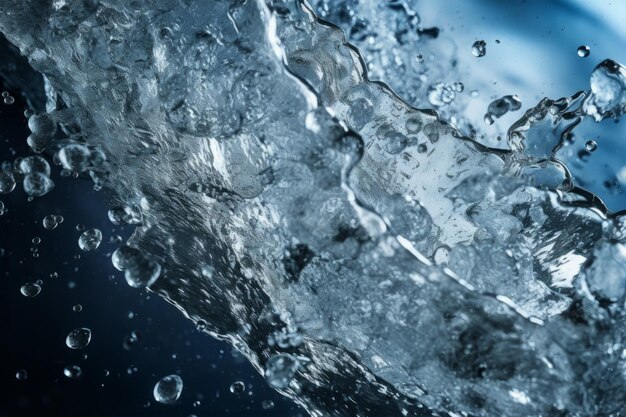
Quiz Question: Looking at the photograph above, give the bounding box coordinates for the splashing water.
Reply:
[1,1,626,416]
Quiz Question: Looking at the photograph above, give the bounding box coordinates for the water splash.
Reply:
[0,1,625,416]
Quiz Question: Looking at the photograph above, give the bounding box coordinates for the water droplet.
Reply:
[43,215,59,230]
[112,246,162,288]
[196,320,207,331]
[585,140,598,152]
[20,282,41,297]
[58,144,91,172]
[193,400,201,407]
[32,237,41,245]
[3,96,14,105]
[471,40,486,57]
[0,171,16,194]
[153,374,183,404]
[78,228,102,251]
[65,328,92,349]
[15,369,27,380]
[28,113,55,137]
[577,45,590,58]
[453,82,464,93]
[264,354,299,390]
[63,365,83,379]
[73,304,82,312]
[19,156,50,176]
[0,200,4,216]
[230,381,245,394]
[23,173,54,197]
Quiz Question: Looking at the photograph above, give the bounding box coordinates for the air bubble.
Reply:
[15,369,27,380]
[73,304,82,312]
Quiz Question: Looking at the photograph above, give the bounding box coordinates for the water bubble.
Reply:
[261,400,275,410]
[264,354,299,390]
[0,171,16,194]
[193,400,201,407]
[58,144,91,172]
[73,304,83,312]
[417,143,428,153]
[577,45,590,58]
[20,282,41,297]
[471,40,486,57]
[453,82,464,93]
[23,173,54,197]
[3,95,14,105]
[230,381,245,394]
[78,228,102,251]
[153,374,183,404]
[585,140,598,152]
[15,369,28,380]
[75,224,85,232]
[43,214,59,230]
[50,272,58,278]
[32,237,41,245]
[63,365,83,379]
[0,200,4,216]
[65,328,92,349]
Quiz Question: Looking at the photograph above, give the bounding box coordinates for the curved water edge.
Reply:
[0,0,625,416]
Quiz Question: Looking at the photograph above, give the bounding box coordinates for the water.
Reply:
[1,1,626,416]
